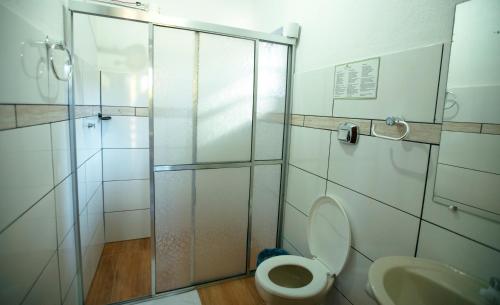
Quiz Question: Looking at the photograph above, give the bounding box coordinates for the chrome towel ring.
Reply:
[371,116,411,141]
[49,41,73,81]
[34,37,73,81]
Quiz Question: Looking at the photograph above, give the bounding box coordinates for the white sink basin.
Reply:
[366,256,489,305]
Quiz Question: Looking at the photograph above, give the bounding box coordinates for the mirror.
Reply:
[433,0,500,218]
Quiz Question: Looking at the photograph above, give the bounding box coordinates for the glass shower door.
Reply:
[153,27,255,292]
[153,25,289,292]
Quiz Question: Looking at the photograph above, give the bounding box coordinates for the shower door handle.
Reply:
[98,113,112,120]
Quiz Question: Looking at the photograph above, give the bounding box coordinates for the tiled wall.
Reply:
[101,72,151,243]
[0,2,85,305]
[72,14,106,300]
[283,45,500,305]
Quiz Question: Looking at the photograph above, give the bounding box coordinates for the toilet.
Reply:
[255,196,351,305]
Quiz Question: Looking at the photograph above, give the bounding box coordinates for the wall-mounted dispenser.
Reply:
[337,122,359,144]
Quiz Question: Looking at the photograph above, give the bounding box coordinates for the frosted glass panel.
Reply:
[154,30,254,165]
[155,167,250,290]
[194,167,250,282]
[155,170,193,292]
[255,43,288,160]
[250,165,281,269]
[197,34,254,163]
[154,27,196,165]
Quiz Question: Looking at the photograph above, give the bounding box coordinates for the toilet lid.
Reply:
[307,196,351,276]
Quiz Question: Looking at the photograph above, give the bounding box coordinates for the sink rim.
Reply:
[367,256,488,305]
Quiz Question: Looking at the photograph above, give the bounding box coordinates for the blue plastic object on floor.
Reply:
[256,248,289,267]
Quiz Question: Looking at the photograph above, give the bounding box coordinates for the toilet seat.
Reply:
[254,196,351,305]
[255,255,329,299]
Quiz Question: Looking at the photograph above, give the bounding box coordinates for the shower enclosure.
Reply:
[67,1,296,302]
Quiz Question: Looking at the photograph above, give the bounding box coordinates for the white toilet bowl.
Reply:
[255,196,351,305]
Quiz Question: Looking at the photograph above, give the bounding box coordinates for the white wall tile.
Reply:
[333,45,442,123]
[75,117,101,167]
[87,186,103,240]
[424,146,500,250]
[62,277,79,305]
[101,71,149,107]
[0,7,49,104]
[0,191,57,305]
[0,125,54,231]
[417,222,500,281]
[55,175,74,245]
[286,165,326,215]
[105,209,151,242]
[329,133,429,216]
[282,238,302,256]
[251,165,281,269]
[51,121,71,185]
[102,116,149,148]
[104,179,149,212]
[74,57,100,106]
[103,148,149,181]
[79,207,89,256]
[335,249,376,305]
[77,165,87,214]
[58,227,77,299]
[289,126,331,178]
[283,203,311,257]
[423,200,500,252]
[443,86,500,124]
[22,254,61,305]
[435,164,500,214]
[325,287,353,305]
[292,67,334,116]
[439,131,500,174]
[85,152,102,201]
[83,220,104,298]
[327,182,419,260]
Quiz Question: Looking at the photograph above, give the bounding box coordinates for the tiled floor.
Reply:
[86,238,151,305]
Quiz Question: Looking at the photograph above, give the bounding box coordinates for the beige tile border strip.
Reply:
[442,122,481,133]
[101,106,135,116]
[482,124,500,135]
[0,105,16,130]
[298,115,442,144]
[75,105,100,119]
[16,105,68,127]
[101,106,150,117]
[135,107,149,117]
[297,115,500,144]
[0,104,151,131]
[304,116,372,135]
[442,121,500,135]
[291,114,304,126]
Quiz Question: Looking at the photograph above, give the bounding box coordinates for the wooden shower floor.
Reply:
[86,238,264,305]
[85,238,151,305]
[198,277,265,305]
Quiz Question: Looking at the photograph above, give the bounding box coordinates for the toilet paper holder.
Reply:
[337,122,359,144]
